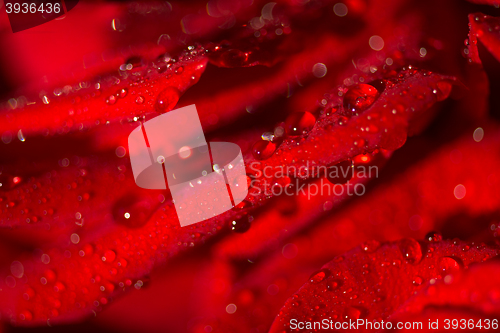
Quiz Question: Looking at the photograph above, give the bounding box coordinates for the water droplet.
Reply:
[44,269,57,283]
[398,238,423,264]
[380,125,407,150]
[19,310,33,321]
[439,256,462,275]
[252,140,277,160]
[230,216,252,233]
[285,112,316,136]
[333,256,344,262]
[360,240,380,253]
[118,88,128,98]
[326,160,353,184]
[337,116,349,126]
[261,132,275,141]
[309,269,330,284]
[354,138,366,148]
[343,84,380,113]
[124,56,144,70]
[54,281,65,292]
[413,276,423,286]
[175,66,184,74]
[102,250,116,263]
[0,174,22,190]
[326,279,343,290]
[344,306,363,320]
[112,194,157,228]
[135,96,145,104]
[217,49,250,67]
[425,231,443,243]
[155,87,180,113]
[106,95,117,105]
[433,81,453,101]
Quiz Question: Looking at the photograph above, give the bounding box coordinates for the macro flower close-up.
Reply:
[1,0,500,332]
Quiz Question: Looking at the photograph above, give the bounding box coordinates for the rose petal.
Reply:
[269,239,499,332]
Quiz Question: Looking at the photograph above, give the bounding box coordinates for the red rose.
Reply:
[1,0,500,332]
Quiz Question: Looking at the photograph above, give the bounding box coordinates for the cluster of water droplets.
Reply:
[102,44,207,119]
[278,233,495,327]
[207,2,291,68]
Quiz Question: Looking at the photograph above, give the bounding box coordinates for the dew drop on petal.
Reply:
[285,112,316,136]
[309,269,330,284]
[106,95,117,105]
[433,81,453,101]
[413,276,424,286]
[360,240,380,253]
[125,56,144,70]
[155,87,181,113]
[344,306,362,320]
[380,125,407,151]
[102,250,116,263]
[19,310,33,321]
[112,194,156,228]
[44,269,57,283]
[230,216,252,233]
[135,96,145,104]
[398,238,423,264]
[118,88,128,98]
[327,279,343,291]
[425,231,443,243]
[252,140,277,160]
[439,256,462,275]
[343,84,380,113]
[217,49,250,67]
